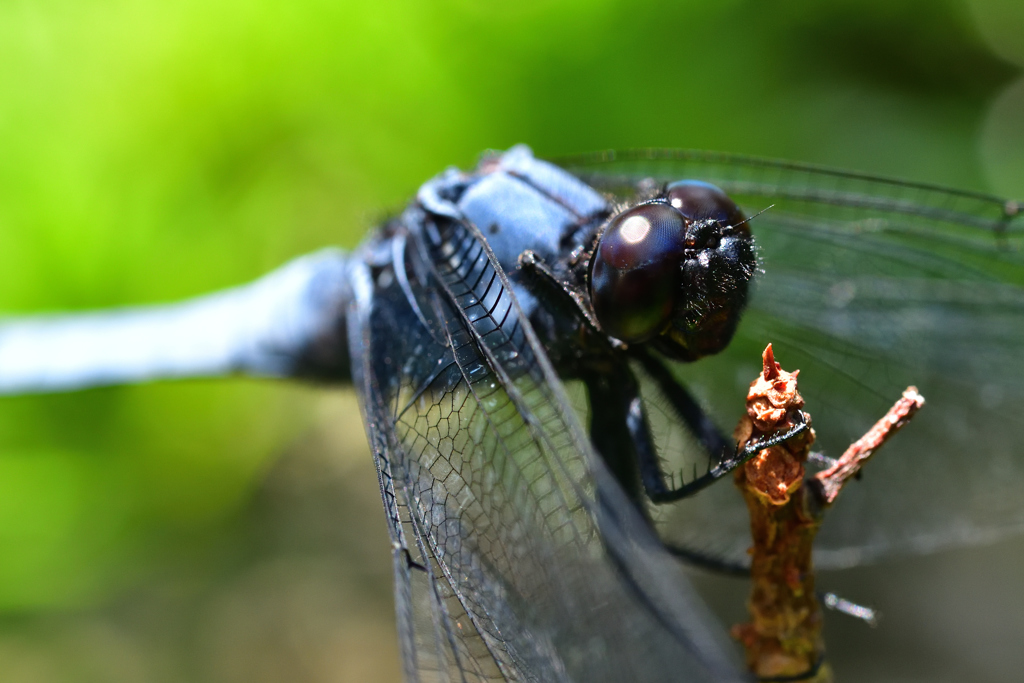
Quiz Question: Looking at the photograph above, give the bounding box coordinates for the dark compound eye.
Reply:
[665,180,747,236]
[588,181,756,359]
[589,203,687,342]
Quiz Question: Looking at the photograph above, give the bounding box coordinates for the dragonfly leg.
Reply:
[594,367,759,578]
[583,364,650,516]
[634,349,733,463]
[662,543,751,577]
[518,250,606,336]
[627,351,731,504]
[584,359,729,509]
[631,349,809,503]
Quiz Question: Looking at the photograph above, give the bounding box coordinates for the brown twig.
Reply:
[731,345,924,682]
[811,387,925,506]
[731,344,824,681]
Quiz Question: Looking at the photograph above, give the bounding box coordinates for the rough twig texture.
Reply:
[731,345,924,682]
[811,388,925,505]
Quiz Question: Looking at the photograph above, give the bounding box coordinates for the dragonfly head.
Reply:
[588,180,756,361]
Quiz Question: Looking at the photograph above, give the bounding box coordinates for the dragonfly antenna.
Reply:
[732,203,775,230]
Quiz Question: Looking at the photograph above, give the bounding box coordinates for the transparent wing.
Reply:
[0,249,353,394]
[559,150,1024,568]
[346,210,743,682]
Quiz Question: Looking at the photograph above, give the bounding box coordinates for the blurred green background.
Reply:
[0,0,1022,681]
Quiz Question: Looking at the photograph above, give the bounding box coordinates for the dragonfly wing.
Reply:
[561,150,1024,567]
[347,205,743,682]
[0,249,353,394]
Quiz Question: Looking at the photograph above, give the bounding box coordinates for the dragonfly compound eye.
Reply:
[590,182,756,360]
[665,179,749,235]
[589,203,687,343]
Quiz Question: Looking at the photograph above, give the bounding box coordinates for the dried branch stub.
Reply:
[732,344,825,682]
[731,344,924,683]
[811,387,925,506]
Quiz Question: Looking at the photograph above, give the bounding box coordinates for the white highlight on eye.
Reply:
[620,215,651,244]
[670,197,684,209]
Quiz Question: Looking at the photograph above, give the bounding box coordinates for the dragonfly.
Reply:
[0,145,1022,682]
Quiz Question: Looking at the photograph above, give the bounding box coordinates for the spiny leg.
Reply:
[592,362,758,576]
[632,348,808,503]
